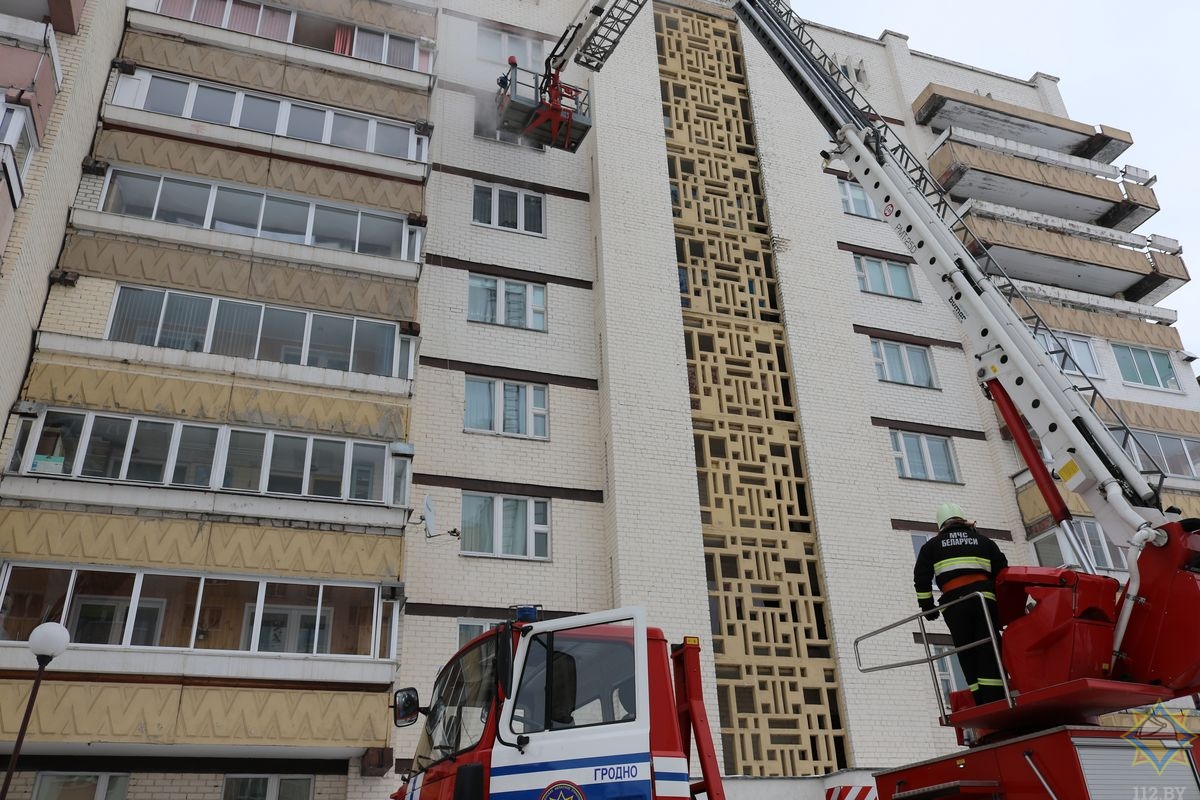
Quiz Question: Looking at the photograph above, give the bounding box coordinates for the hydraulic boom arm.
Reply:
[730,0,1169,560]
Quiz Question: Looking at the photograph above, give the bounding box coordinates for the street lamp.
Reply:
[0,622,69,800]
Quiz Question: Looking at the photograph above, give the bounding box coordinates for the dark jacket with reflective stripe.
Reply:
[913,522,1008,611]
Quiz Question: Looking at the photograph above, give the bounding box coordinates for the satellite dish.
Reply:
[421,495,436,538]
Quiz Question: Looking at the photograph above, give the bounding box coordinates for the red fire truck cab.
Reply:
[391,607,724,800]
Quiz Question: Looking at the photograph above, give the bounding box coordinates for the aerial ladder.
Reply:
[495,0,651,152]
[732,0,1200,795]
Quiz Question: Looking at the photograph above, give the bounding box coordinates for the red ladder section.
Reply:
[671,637,726,800]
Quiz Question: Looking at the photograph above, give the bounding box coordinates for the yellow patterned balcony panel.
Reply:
[94,131,423,216]
[58,233,418,322]
[930,141,1158,230]
[24,352,409,440]
[913,83,1133,163]
[1013,299,1183,353]
[961,213,1151,299]
[1132,251,1191,306]
[0,679,387,749]
[0,509,404,579]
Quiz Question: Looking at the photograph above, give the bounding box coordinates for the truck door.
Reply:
[493,607,653,799]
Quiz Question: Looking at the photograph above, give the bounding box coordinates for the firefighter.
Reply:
[914,503,1008,705]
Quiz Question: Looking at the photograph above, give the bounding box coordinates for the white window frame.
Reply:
[100,167,423,262]
[871,338,936,388]
[466,274,547,331]
[222,775,315,800]
[1111,342,1180,391]
[1,561,385,659]
[459,493,551,560]
[105,284,416,379]
[0,105,37,182]
[471,182,546,236]
[31,773,130,800]
[476,25,545,68]
[890,430,959,483]
[853,254,917,300]
[1029,518,1127,576]
[463,377,549,438]
[155,1,433,72]
[1033,330,1102,378]
[458,617,503,648]
[1120,428,1200,480]
[14,409,410,507]
[838,179,878,218]
[929,644,968,707]
[115,69,429,163]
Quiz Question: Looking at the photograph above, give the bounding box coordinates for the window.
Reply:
[1,562,385,657]
[411,631,497,771]
[510,618,636,733]
[1030,518,1127,575]
[838,179,878,218]
[871,339,935,388]
[461,494,550,559]
[477,26,544,68]
[464,378,548,438]
[107,286,415,378]
[467,275,546,330]
[472,184,545,235]
[1112,343,1179,390]
[12,409,409,506]
[156,2,434,71]
[0,105,38,180]
[223,776,313,800]
[1119,429,1200,479]
[102,169,423,262]
[458,618,502,648]
[891,430,958,483]
[32,774,129,800]
[1033,330,1101,377]
[854,255,915,299]
[930,644,968,707]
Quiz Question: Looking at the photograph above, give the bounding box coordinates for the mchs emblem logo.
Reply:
[539,781,586,800]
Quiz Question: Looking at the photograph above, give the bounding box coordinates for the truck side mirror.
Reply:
[393,687,421,728]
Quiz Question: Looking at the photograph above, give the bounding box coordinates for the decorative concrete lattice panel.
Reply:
[656,4,846,777]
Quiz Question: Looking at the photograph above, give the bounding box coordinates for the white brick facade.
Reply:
[0,0,125,414]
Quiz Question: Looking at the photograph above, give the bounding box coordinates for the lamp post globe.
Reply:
[27,622,70,662]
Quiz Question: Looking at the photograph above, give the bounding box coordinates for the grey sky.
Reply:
[791,1,1199,373]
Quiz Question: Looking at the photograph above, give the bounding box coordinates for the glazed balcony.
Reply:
[959,200,1188,303]
[0,12,62,138]
[4,0,83,34]
[929,135,1158,232]
[913,83,1132,163]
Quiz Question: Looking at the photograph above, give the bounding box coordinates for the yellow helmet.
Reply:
[936,502,967,530]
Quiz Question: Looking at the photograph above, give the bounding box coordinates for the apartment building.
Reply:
[0,1,1195,799]
[0,0,434,798]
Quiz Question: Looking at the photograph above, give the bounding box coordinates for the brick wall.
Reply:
[0,0,125,415]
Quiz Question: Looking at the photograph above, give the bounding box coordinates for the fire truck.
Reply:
[392,0,1200,797]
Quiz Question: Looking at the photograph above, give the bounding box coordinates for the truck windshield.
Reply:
[411,633,497,772]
